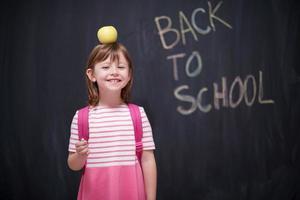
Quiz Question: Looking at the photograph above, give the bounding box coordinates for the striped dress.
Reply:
[68,104,155,200]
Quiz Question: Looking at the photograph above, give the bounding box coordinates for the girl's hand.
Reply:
[75,139,89,156]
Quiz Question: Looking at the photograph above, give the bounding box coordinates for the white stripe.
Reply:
[87,161,136,168]
[90,146,135,153]
[89,151,135,158]
[143,128,152,133]
[90,126,134,132]
[89,131,134,138]
[69,138,78,144]
[144,147,155,150]
[89,116,132,123]
[70,135,78,140]
[90,136,134,143]
[143,132,152,136]
[71,124,78,130]
[88,156,135,163]
[143,142,155,146]
[88,141,135,148]
[142,137,154,142]
[90,112,130,118]
[89,120,133,128]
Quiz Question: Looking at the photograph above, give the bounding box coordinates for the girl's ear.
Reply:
[86,68,96,82]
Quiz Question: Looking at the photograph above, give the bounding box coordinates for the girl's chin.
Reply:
[101,86,125,93]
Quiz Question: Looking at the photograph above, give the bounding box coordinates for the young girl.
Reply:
[67,42,157,200]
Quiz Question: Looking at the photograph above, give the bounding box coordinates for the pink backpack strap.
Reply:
[77,106,89,141]
[77,106,89,173]
[128,103,143,164]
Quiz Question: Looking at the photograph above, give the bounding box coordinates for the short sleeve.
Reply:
[139,107,155,150]
[68,111,79,152]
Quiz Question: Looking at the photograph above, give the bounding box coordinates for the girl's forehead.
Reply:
[100,52,127,64]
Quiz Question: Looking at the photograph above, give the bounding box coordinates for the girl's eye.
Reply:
[102,66,110,69]
[118,66,127,69]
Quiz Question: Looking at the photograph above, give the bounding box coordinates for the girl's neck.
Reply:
[97,91,124,107]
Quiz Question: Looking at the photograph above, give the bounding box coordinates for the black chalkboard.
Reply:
[1,0,299,199]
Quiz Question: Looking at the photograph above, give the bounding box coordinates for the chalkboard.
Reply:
[1,0,299,199]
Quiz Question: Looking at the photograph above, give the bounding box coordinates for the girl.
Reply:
[67,43,157,200]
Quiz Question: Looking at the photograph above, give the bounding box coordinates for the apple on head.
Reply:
[97,26,118,44]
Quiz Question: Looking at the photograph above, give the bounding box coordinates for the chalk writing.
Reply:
[174,71,274,115]
[154,1,274,115]
[154,1,233,49]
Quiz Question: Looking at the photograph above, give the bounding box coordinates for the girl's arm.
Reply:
[141,150,157,200]
[67,140,89,171]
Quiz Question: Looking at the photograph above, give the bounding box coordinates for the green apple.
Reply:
[97,26,118,44]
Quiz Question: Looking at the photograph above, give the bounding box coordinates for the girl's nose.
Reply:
[110,65,118,75]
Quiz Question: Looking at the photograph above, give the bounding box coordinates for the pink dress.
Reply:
[68,105,155,200]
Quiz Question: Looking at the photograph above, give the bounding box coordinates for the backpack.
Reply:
[77,103,143,165]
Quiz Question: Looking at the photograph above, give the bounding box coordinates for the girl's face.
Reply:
[89,53,131,95]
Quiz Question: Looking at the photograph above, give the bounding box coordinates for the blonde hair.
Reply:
[85,43,133,106]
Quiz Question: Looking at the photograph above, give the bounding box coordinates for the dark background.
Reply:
[1,0,300,199]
